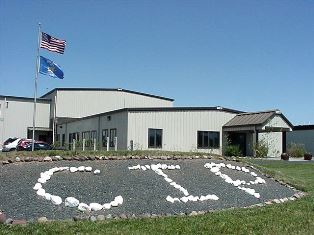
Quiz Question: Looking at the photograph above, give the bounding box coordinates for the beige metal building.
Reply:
[58,107,293,156]
[0,88,174,148]
[0,95,51,145]
[0,88,294,157]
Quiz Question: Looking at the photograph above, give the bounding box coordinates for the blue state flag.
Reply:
[39,56,64,79]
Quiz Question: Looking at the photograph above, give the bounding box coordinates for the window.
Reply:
[62,134,65,147]
[102,129,108,147]
[197,131,220,149]
[91,130,97,141]
[75,132,80,141]
[148,128,162,148]
[82,131,91,147]
[69,133,73,144]
[109,128,116,147]
[56,134,60,142]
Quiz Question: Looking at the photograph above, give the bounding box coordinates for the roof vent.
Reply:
[216,106,223,110]
[275,110,281,114]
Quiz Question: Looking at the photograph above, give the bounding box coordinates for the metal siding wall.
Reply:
[127,110,236,154]
[0,99,50,145]
[66,116,99,143]
[99,112,128,150]
[287,130,314,154]
[259,132,282,157]
[58,112,128,149]
[263,115,291,130]
[56,90,173,118]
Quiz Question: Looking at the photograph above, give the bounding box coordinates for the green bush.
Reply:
[287,143,306,158]
[224,145,242,157]
[253,140,269,158]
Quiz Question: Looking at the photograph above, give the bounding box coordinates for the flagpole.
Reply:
[32,22,41,151]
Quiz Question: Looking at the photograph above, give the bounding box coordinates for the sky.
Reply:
[0,0,313,125]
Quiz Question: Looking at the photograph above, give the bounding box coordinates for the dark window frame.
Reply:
[148,128,163,149]
[197,131,220,149]
[109,128,117,147]
[102,129,108,147]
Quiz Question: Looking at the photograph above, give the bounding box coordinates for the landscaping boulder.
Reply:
[43,156,52,162]
[0,213,6,224]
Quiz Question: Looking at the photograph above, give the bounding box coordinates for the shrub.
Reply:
[287,143,306,158]
[224,145,242,157]
[253,140,269,158]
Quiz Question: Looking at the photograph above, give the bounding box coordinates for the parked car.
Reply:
[2,138,21,152]
[16,138,33,151]
[3,137,19,146]
[23,141,53,151]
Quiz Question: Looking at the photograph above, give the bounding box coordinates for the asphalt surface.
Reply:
[0,159,296,221]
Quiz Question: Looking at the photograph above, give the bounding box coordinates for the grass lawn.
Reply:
[1,159,314,235]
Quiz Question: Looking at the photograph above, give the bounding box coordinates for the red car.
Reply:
[16,139,33,151]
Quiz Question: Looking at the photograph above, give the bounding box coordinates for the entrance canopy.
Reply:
[223,110,293,132]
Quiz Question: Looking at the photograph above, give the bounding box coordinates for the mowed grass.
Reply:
[1,160,314,235]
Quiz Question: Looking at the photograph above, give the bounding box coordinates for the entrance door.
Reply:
[229,133,246,156]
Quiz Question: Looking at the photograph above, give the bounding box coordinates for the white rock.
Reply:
[210,167,220,173]
[37,188,46,197]
[199,195,207,201]
[251,172,257,177]
[204,163,210,168]
[254,193,261,198]
[190,196,198,202]
[78,203,90,212]
[145,165,150,169]
[33,183,42,190]
[161,164,168,170]
[206,194,219,200]
[94,169,100,174]
[70,167,78,173]
[44,193,52,201]
[220,163,226,167]
[110,201,119,207]
[65,197,80,207]
[180,197,189,203]
[90,203,103,211]
[141,166,147,171]
[173,198,181,202]
[38,177,47,184]
[85,166,92,172]
[175,165,180,170]
[166,195,175,203]
[78,166,85,172]
[114,195,123,205]
[164,177,172,183]
[51,195,62,205]
[236,166,241,171]
[103,203,111,209]
[182,190,189,196]
[187,195,194,201]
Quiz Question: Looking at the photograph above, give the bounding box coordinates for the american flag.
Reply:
[40,32,66,54]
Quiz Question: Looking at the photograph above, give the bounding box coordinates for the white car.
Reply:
[2,138,21,152]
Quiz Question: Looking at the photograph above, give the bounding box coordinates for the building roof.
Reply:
[293,125,314,131]
[0,95,51,103]
[40,88,174,102]
[58,106,243,124]
[223,110,293,128]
